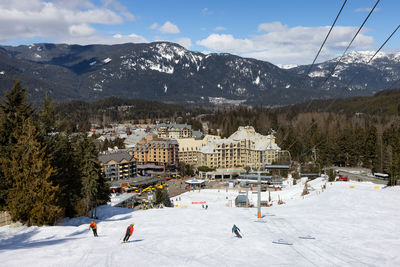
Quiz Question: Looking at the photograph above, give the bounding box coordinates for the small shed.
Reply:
[235,194,249,207]
[185,179,205,186]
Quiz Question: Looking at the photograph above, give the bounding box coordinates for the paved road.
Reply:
[337,170,388,185]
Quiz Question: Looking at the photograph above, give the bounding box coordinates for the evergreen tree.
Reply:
[52,134,82,217]
[161,189,172,207]
[2,118,62,225]
[38,92,57,135]
[0,81,33,209]
[75,136,110,217]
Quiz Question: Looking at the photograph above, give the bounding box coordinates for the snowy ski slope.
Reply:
[1,179,400,266]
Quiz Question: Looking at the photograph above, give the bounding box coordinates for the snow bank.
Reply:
[1,180,400,266]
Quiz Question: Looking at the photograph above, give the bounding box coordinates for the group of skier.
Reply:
[89,221,135,242]
[90,220,241,240]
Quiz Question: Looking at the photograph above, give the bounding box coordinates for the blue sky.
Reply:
[0,0,399,65]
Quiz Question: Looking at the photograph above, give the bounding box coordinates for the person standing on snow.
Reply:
[123,223,134,242]
[232,224,242,238]
[89,221,98,237]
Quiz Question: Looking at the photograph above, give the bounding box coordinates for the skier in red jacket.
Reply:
[123,223,134,242]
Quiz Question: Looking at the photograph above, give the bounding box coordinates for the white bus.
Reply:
[374,173,389,179]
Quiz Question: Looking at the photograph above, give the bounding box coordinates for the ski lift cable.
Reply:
[280,1,348,145]
[319,0,381,89]
[344,24,400,90]
[305,0,348,76]
[285,0,380,153]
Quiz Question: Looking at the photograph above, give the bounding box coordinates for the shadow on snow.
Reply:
[0,229,83,251]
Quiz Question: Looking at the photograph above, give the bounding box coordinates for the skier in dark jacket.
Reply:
[232,224,242,238]
[123,223,134,242]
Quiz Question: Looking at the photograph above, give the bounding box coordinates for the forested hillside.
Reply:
[206,91,400,181]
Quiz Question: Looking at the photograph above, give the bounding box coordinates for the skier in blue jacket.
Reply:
[232,224,242,238]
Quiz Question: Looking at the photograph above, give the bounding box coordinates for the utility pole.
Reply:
[246,185,249,208]
[257,171,261,219]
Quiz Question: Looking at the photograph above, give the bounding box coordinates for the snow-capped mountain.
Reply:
[290,51,400,93]
[0,42,399,105]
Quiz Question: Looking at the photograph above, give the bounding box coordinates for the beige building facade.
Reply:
[177,135,220,165]
[197,126,281,169]
[152,123,193,139]
[129,136,179,166]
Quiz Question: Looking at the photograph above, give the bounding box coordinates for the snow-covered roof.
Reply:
[98,150,134,164]
[198,142,218,154]
[229,126,281,151]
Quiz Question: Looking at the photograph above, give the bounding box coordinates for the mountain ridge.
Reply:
[0,41,399,105]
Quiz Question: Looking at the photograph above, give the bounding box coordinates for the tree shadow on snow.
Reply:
[66,229,89,237]
[102,215,132,222]
[60,206,134,227]
[0,229,83,251]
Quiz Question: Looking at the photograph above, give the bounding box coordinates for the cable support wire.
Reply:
[305,0,348,76]
[344,24,400,90]
[285,0,380,154]
[319,0,380,89]
[281,0,348,146]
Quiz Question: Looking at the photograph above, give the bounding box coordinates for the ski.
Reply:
[298,235,315,240]
[272,239,293,245]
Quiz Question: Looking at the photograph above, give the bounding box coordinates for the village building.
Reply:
[98,150,137,181]
[152,123,198,139]
[177,135,220,165]
[128,136,179,170]
[197,126,281,170]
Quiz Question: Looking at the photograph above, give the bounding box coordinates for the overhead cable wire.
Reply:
[298,24,400,161]
[344,24,400,90]
[285,0,380,154]
[319,0,381,89]
[305,0,348,76]
[280,1,348,146]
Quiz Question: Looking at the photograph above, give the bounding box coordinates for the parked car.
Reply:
[336,175,348,181]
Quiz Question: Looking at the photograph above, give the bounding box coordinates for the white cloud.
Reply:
[0,0,135,44]
[59,32,147,45]
[159,21,180,34]
[196,34,254,53]
[355,7,380,12]
[201,8,213,15]
[69,24,96,37]
[175,37,192,49]
[149,23,159,30]
[197,22,374,65]
[101,0,135,21]
[258,21,287,32]
[214,26,226,31]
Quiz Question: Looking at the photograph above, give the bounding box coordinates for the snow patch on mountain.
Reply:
[278,64,298,69]
[253,76,260,85]
[148,63,174,74]
[308,70,328,77]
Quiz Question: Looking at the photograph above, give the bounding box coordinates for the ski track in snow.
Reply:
[1,180,400,266]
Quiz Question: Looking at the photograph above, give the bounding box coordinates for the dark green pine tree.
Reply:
[76,136,110,217]
[0,81,33,210]
[52,134,82,218]
[38,92,58,135]
[3,118,62,225]
[363,126,378,170]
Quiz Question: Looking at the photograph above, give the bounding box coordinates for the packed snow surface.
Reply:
[1,179,400,266]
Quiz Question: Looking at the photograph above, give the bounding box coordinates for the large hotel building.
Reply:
[197,126,281,169]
